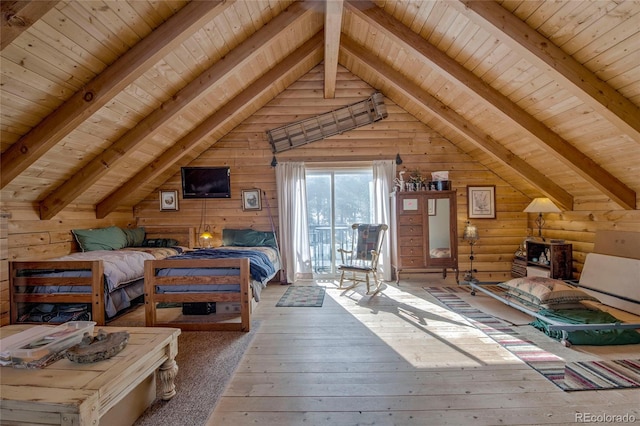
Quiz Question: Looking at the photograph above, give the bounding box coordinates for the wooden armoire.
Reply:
[394,190,459,283]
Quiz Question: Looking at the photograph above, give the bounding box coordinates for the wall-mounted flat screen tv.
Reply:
[181,167,231,198]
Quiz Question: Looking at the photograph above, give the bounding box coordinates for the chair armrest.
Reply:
[337,248,352,264]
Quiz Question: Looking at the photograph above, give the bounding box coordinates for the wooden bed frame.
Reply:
[144,257,252,332]
[9,226,195,326]
[10,260,107,324]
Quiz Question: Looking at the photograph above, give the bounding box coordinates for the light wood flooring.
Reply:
[205,276,640,426]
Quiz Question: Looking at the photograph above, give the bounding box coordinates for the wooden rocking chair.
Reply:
[337,223,388,295]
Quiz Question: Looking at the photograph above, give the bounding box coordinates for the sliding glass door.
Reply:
[306,167,373,275]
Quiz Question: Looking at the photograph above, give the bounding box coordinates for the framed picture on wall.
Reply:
[467,185,495,219]
[242,189,262,211]
[159,190,179,211]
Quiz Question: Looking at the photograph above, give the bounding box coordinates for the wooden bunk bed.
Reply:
[9,226,195,326]
[467,230,640,347]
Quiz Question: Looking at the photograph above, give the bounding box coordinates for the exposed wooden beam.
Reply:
[345,0,636,210]
[95,33,324,219]
[0,0,234,188]
[324,0,344,98]
[1,1,58,50]
[452,0,640,145]
[39,1,313,220]
[341,36,573,211]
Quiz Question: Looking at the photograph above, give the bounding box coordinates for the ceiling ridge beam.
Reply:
[39,1,314,220]
[324,0,344,98]
[1,0,234,188]
[340,35,573,211]
[452,0,640,145]
[1,1,58,50]
[344,0,635,210]
[95,32,324,219]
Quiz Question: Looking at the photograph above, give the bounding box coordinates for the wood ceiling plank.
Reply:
[345,0,635,210]
[0,0,58,50]
[39,1,315,220]
[340,35,572,210]
[1,0,234,189]
[453,0,640,145]
[96,32,324,219]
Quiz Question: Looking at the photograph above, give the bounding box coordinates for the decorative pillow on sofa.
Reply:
[121,227,145,247]
[222,229,277,248]
[72,226,129,252]
[499,276,599,309]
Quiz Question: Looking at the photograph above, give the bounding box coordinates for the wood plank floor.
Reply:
[206,276,640,426]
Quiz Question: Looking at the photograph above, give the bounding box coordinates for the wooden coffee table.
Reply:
[0,325,180,425]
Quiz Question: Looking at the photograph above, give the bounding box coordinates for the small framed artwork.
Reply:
[402,198,418,211]
[159,190,179,211]
[467,185,496,219]
[242,188,262,211]
[428,198,436,216]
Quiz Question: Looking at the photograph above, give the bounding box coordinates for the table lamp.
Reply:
[523,198,561,240]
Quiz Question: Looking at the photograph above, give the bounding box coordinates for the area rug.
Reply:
[276,286,325,307]
[424,287,640,391]
[133,321,260,426]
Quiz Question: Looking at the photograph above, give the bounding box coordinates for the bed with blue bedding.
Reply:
[144,229,281,332]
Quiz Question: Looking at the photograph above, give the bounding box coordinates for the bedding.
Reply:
[498,276,599,309]
[530,308,640,346]
[155,247,278,301]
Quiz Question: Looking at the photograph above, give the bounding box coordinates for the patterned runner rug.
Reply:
[276,286,325,307]
[424,286,640,391]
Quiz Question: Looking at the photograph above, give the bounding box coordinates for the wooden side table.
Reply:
[0,325,180,425]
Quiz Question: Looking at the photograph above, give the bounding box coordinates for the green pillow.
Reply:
[72,226,128,252]
[121,227,146,246]
[222,229,277,248]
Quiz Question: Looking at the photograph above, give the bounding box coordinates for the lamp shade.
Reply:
[523,198,561,213]
[463,221,479,242]
[200,230,213,240]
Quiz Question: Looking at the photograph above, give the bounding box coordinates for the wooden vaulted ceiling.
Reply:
[1,0,639,219]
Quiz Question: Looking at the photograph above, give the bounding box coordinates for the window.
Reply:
[306,167,373,274]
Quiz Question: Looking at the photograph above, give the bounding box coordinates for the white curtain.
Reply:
[276,162,313,283]
[372,160,396,281]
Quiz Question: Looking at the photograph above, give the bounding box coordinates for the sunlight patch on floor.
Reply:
[323,280,524,368]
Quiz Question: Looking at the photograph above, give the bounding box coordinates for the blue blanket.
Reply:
[168,248,276,283]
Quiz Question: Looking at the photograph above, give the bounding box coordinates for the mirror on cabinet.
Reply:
[428,198,451,259]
